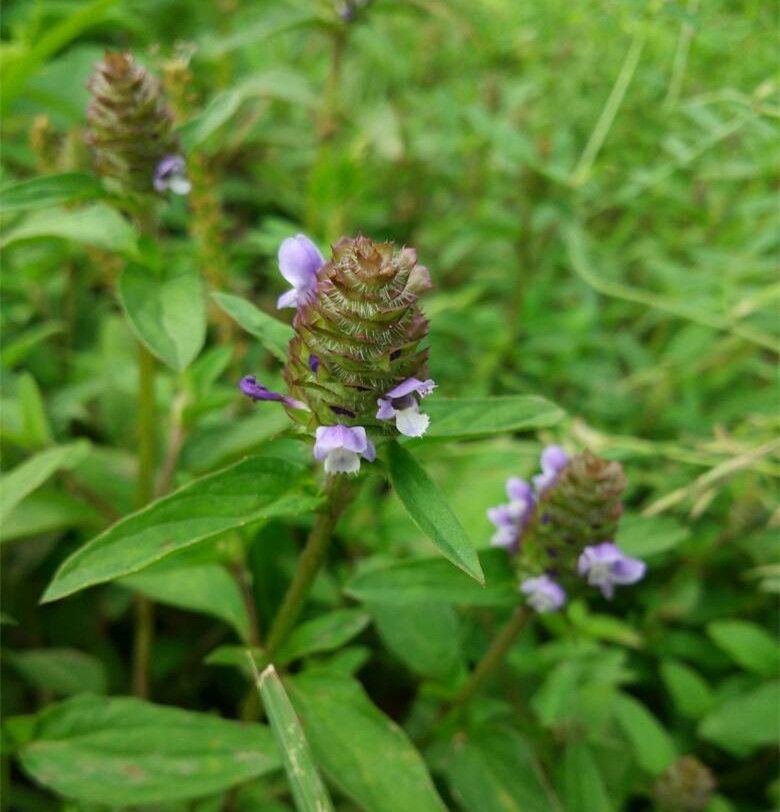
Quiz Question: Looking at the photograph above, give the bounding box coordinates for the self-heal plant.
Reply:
[241,233,435,474]
[240,233,436,656]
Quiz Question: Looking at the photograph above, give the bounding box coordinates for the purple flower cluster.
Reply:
[488,444,645,613]
[238,234,436,475]
[487,445,569,553]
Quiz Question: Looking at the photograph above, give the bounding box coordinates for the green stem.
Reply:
[422,605,531,743]
[265,476,352,657]
[132,342,157,697]
[571,33,645,186]
[132,591,154,698]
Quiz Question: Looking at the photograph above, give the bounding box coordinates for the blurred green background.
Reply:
[1,1,778,810]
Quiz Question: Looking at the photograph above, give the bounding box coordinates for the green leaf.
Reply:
[660,660,714,720]
[561,741,614,812]
[275,609,371,666]
[212,292,293,362]
[567,600,644,648]
[0,321,64,368]
[698,681,780,756]
[0,173,105,214]
[7,649,107,697]
[0,203,138,255]
[369,600,462,681]
[42,455,321,603]
[707,620,780,677]
[0,442,91,525]
[118,261,207,371]
[0,488,102,543]
[422,396,564,440]
[17,372,54,448]
[121,563,251,642]
[179,89,243,151]
[346,550,516,607]
[288,672,447,812]
[445,725,557,812]
[612,693,677,776]
[1,0,120,111]
[254,664,335,812]
[617,514,690,558]
[17,694,281,805]
[386,441,483,583]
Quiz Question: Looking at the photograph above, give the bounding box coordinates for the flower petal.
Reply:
[394,406,430,437]
[506,477,533,504]
[376,397,396,420]
[278,234,325,288]
[385,377,436,400]
[324,448,361,475]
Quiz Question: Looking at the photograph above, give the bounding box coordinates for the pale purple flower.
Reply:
[239,375,306,410]
[533,444,569,494]
[153,155,191,195]
[313,424,376,475]
[487,476,535,553]
[276,234,325,309]
[520,575,566,613]
[376,377,436,437]
[577,542,646,599]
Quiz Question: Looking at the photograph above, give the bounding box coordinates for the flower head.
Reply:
[86,52,179,196]
[520,575,566,613]
[577,542,646,599]
[313,424,376,475]
[239,376,306,410]
[277,234,325,309]
[533,444,569,494]
[376,377,436,437]
[154,155,191,195]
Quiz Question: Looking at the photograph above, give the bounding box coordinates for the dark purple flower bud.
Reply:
[309,354,320,374]
[239,375,306,410]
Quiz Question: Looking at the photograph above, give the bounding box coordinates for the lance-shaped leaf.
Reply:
[0,203,138,255]
[0,441,91,525]
[422,395,564,440]
[386,441,483,583]
[213,291,293,362]
[42,455,320,602]
[253,663,334,812]
[0,173,105,214]
[288,672,447,812]
[15,694,280,805]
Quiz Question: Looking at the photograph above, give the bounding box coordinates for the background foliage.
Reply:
[1,0,778,810]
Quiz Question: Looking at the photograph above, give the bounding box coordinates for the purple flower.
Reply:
[533,444,569,494]
[487,476,535,553]
[313,424,376,475]
[577,542,646,599]
[376,377,436,437]
[239,375,306,410]
[153,155,191,195]
[276,234,325,309]
[520,575,566,613]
